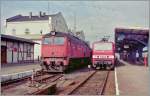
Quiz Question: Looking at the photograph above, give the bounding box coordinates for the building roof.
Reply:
[1,34,38,44]
[16,34,42,40]
[115,28,149,52]
[6,12,61,22]
[115,28,149,35]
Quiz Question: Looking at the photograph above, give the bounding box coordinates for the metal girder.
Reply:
[131,38,147,46]
[115,28,149,53]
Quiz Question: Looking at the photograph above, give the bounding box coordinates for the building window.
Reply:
[40,30,43,34]
[27,44,31,57]
[25,28,30,34]
[12,29,16,35]
[56,20,58,26]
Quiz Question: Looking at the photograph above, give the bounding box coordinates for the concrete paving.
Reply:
[116,60,150,95]
[1,62,41,75]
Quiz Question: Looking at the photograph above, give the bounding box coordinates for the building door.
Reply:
[1,46,7,64]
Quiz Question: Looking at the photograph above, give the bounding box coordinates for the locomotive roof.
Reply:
[44,31,90,47]
[93,41,114,44]
[44,31,70,37]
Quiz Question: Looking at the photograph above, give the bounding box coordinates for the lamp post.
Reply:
[148,31,150,67]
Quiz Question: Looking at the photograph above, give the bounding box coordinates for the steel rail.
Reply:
[68,70,110,95]
[99,70,110,95]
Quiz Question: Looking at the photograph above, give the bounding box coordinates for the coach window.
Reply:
[42,37,53,44]
[54,37,65,45]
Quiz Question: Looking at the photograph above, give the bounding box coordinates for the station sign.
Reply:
[124,45,129,48]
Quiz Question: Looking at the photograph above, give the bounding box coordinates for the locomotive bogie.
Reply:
[41,58,68,72]
[92,60,114,70]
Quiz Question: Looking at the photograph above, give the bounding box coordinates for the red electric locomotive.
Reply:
[41,31,91,72]
[92,41,115,70]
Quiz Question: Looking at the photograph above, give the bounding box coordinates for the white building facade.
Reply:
[5,12,69,60]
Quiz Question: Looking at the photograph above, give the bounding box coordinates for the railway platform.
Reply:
[116,60,149,95]
[1,62,41,75]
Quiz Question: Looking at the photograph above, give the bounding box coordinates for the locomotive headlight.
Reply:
[109,55,114,58]
[93,55,98,58]
[93,55,96,58]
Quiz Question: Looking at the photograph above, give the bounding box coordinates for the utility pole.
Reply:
[48,1,50,15]
[91,25,93,33]
[73,12,76,33]
[148,30,150,67]
[101,36,110,41]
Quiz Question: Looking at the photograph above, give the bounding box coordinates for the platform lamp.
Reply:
[148,30,150,67]
[148,29,150,92]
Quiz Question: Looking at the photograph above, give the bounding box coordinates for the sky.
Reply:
[0,1,149,43]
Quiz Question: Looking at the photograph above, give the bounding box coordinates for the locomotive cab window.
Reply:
[42,37,53,44]
[94,43,112,51]
[54,37,65,45]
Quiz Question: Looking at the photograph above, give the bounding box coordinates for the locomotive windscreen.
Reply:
[54,37,65,45]
[42,37,53,44]
[42,37,65,45]
[94,43,112,51]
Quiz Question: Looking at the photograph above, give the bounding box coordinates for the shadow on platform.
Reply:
[115,59,126,67]
[116,59,146,67]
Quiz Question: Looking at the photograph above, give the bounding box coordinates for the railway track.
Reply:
[1,71,63,95]
[2,69,110,95]
[69,70,110,95]
[1,70,61,87]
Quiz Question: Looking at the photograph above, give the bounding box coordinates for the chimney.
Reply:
[43,12,46,16]
[29,12,32,18]
[39,11,42,17]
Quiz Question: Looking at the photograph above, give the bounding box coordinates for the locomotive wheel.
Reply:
[40,62,47,71]
[104,64,106,70]
[100,64,102,70]
[96,67,100,70]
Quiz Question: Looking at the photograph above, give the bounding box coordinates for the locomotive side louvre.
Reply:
[41,31,91,72]
[68,36,91,58]
[66,35,91,71]
[92,41,115,70]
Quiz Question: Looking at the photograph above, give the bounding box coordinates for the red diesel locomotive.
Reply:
[41,31,91,72]
[92,41,115,70]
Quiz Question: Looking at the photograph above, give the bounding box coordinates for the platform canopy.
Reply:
[115,28,149,52]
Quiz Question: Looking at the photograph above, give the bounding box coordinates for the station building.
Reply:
[115,27,149,65]
[1,34,37,64]
[5,12,69,60]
